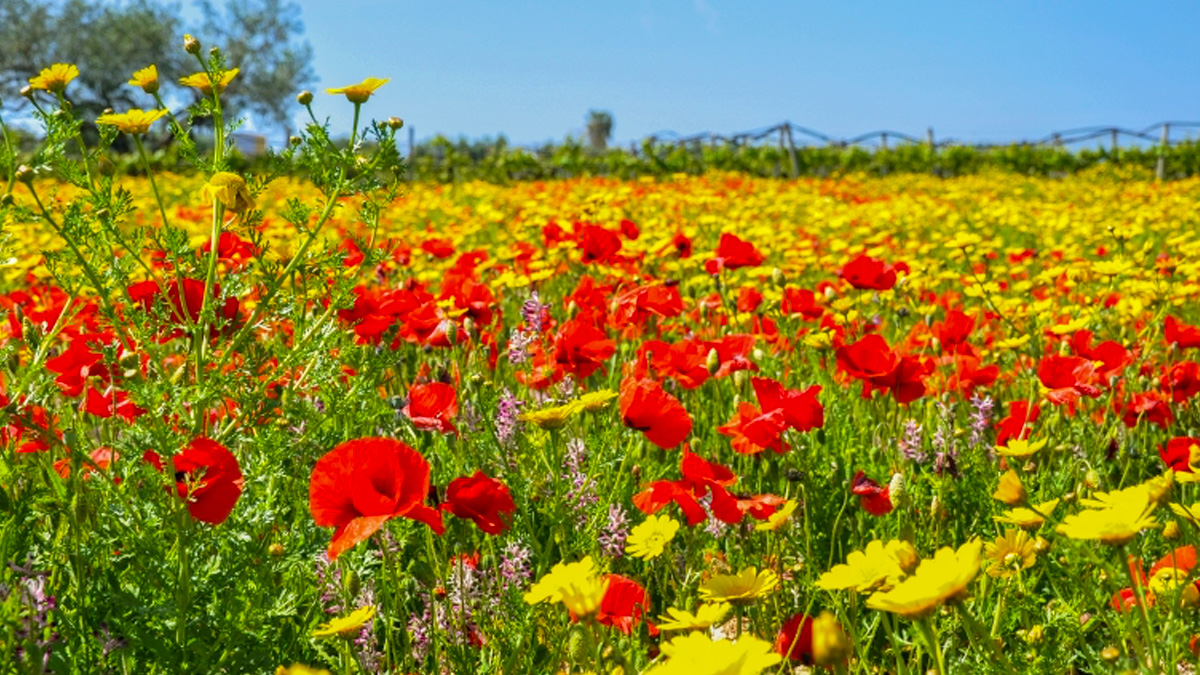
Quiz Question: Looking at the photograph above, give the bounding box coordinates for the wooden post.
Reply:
[784,125,798,179]
[1111,129,1119,153]
[926,127,935,149]
[880,132,888,151]
[1052,133,1062,148]
[1157,123,1170,180]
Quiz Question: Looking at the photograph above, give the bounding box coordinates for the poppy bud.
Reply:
[14,165,34,184]
[771,267,786,287]
[812,611,852,666]
[1100,646,1120,662]
[888,472,907,507]
[184,34,201,55]
[705,348,720,375]
[567,301,579,319]
[1084,469,1101,490]
[296,90,313,106]
[732,370,746,388]
[631,464,642,479]
[462,317,476,340]
[387,116,404,130]
[751,348,765,362]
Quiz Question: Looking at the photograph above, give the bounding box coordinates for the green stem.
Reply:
[915,617,946,675]
[879,612,911,675]
[957,602,1019,675]
[0,109,15,194]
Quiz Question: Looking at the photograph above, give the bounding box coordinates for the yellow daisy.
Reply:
[520,402,580,430]
[645,631,781,675]
[754,499,798,532]
[626,514,680,560]
[817,539,906,594]
[312,605,375,638]
[698,567,779,606]
[866,539,982,618]
[96,109,168,135]
[523,556,609,619]
[992,469,1026,506]
[984,529,1037,578]
[573,389,618,413]
[29,63,79,93]
[180,68,239,96]
[1056,493,1158,546]
[995,438,1047,458]
[656,603,731,632]
[200,172,256,213]
[993,499,1060,529]
[326,77,390,104]
[128,65,159,94]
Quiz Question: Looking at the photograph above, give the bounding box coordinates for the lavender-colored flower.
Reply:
[932,401,959,478]
[562,438,599,527]
[314,553,343,615]
[598,503,630,558]
[898,418,926,463]
[506,328,531,365]
[968,393,994,450]
[354,585,383,673]
[495,388,524,452]
[522,291,549,332]
[498,540,533,590]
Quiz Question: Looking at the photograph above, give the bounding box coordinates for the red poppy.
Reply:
[718,403,788,454]
[309,437,444,559]
[53,446,119,482]
[775,613,815,663]
[403,382,458,435]
[620,377,692,449]
[934,309,975,349]
[442,471,516,535]
[708,488,785,525]
[1112,546,1197,612]
[82,385,146,423]
[752,377,824,432]
[554,318,615,379]
[1161,361,1200,403]
[202,231,259,269]
[867,355,934,404]
[704,334,760,378]
[669,231,693,258]
[170,437,244,525]
[593,574,654,635]
[636,339,710,389]
[851,471,893,516]
[576,224,623,264]
[737,286,764,313]
[835,334,898,380]
[996,401,1039,446]
[705,233,765,274]
[45,338,107,397]
[1037,354,1102,405]
[1166,316,1200,349]
[421,237,456,259]
[1118,391,1174,429]
[633,448,736,526]
[781,287,824,321]
[841,254,897,291]
[1159,437,1200,474]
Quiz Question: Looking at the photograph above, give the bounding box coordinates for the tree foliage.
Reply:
[0,0,313,136]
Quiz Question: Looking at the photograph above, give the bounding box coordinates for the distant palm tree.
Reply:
[586,110,613,151]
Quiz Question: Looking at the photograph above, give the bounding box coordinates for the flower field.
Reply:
[6,56,1200,675]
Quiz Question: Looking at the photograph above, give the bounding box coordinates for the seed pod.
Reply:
[888,472,907,507]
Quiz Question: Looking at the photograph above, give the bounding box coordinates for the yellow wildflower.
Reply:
[645,632,781,675]
[573,389,617,413]
[656,603,731,632]
[326,77,390,104]
[180,68,239,96]
[995,438,1046,458]
[201,172,256,213]
[992,469,1027,506]
[885,539,920,575]
[993,499,1060,529]
[625,514,680,560]
[866,539,982,618]
[523,556,609,619]
[817,540,906,594]
[520,402,579,430]
[1056,492,1158,546]
[984,529,1037,578]
[128,65,159,94]
[312,605,375,638]
[29,63,79,93]
[95,109,168,135]
[811,611,853,667]
[698,567,779,606]
[276,665,332,675]
[754,499,798,532]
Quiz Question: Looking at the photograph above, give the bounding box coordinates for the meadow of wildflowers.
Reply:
[4,37,1200,675]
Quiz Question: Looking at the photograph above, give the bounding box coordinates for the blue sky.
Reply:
[279,2,1198,147]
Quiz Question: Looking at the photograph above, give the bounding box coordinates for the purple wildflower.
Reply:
[898,418,926,463]
[498,540,533,591]
[495,388,524,452]
[563,438,600,527]
[968,393,994,450]
[598,503,630,558]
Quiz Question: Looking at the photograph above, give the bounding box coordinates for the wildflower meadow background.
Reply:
[5,33,1200,675]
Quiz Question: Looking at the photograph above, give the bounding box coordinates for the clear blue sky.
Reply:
[281,1,1198,148]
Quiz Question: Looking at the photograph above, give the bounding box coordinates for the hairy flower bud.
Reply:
[0,193,13,207]
[184,34,201,55]
[14,164,34,184]
[20,85,34,99]
[387,116,404,130]
[296,90,313,106]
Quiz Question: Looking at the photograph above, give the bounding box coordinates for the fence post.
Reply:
[1157,123,1170,180]
[926,127,935,149]
[880,132,888,151]
[784,125,798,179]
[1111,128,1119,157]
